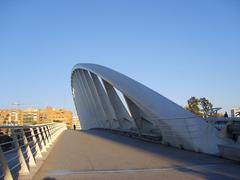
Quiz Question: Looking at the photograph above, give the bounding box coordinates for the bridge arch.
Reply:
[71,63,226,155]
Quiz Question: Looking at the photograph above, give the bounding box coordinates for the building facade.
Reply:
[39,107,72,128]
[23,108,39,124]
[72,116,81,130]
[0,109,23,125]
[0,107,73,128]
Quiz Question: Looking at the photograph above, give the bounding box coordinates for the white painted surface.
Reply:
[71,63,234,155]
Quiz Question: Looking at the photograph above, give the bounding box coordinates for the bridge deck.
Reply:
[34,130,240,180]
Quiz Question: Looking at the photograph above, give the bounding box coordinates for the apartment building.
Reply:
[0,107,73,128]
[39,107,72,128]
[0,109,23,125]
[22,108,39,124]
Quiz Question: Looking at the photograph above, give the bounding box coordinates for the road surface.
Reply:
[34,130,240,180]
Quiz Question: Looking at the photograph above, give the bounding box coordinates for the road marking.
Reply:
[48,163,233,176]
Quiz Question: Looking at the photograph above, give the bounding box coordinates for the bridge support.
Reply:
[124,95,161,136]
[83,70,108,128]
[91,73,120,129]
[103,80,135,131]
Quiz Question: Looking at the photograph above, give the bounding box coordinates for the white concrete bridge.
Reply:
[71,63,238,155]
[1,63,239,179]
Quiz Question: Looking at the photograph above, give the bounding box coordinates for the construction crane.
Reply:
[12,102,23,108]
[11,102,31,109]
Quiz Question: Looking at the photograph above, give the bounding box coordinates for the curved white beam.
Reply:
[71,63,232,155]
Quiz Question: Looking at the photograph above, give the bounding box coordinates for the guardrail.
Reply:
[0,123,67,180]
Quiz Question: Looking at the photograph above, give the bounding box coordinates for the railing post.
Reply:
[45,125,52,145]
[37,127,47,153]
[51,124,57,142]
[11,129,30,175]
[0,144,13,180]
[56,124,62,139]
[0,123,66,180]
[48,124,53,137]
[21,128,36,167]
[41,126,50,148]
[30,128,42,159]
[47,124,52,143]
[47,125,52,139]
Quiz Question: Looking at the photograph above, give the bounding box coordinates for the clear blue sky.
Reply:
[0,0,239,114]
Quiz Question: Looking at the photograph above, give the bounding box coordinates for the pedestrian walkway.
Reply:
[34,130,240,180]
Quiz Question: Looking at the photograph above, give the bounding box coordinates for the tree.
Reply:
[186,97,201,116]
[199,97,213,119]
[186,96,213,119]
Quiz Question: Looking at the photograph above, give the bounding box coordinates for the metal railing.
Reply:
[0,123,67,180]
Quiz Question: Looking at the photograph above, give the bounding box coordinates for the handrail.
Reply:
[0,123,67,180]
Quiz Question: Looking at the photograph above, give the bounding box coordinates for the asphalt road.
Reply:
[34,130,240,180]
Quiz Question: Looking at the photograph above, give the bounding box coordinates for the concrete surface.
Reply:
[34,130,240,180]
[71,63,226,155]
